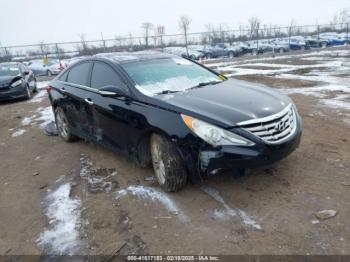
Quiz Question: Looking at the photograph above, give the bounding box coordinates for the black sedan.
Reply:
[0,62,37,101]
[48,52,302,192]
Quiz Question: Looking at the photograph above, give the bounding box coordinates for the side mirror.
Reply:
[98,85,130,98]
[23,71,30,75]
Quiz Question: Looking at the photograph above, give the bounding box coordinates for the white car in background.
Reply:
[28,59,62,76]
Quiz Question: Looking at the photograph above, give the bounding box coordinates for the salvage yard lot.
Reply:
[0,48,349,256]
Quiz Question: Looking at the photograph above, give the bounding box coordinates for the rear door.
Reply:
[86,61,132,153]
[56,61,95,138]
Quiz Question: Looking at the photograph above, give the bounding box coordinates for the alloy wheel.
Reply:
[150,138,166,185]
[56,109,69,139]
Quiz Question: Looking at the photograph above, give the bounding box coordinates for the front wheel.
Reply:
[33,79,38,93]
[205,53,212,59]
[54,106,77,142]
[150,134,188,192]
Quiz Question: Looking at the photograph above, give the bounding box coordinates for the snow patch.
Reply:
[201,185,262,230]
[36,182,84,255]
[11,128,26,137]
[37,81,50,89]
[21,106,54,128]
[79,154,117,193]
[29,89,47,103]
[115,185,187,222]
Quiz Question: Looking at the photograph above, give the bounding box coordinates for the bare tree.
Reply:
[79,34,89,55]
[178,16,191,55]
[128,33,134,50]
[115,35,123,48]
[156,25,165,47]
[38,41,49,57]
[248,16,261,40]
[141,22,153,47]
[288,19,297,43]
[338,8,350,29]
[330,8,350,30]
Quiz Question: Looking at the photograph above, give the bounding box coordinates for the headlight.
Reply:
[11,79,23,88]
[181,114,255,147]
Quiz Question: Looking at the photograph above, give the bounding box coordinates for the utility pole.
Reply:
[55,43,60,60]
[101,32,106,52]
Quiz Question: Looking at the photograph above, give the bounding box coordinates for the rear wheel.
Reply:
[25,85,31,100]
[150,134,188,192]
[55,106,77,142]
[321,42,327,48]
[47,70,52,77]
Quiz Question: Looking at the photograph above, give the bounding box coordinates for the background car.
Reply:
[0,62,37,101]
[28,59,61,76]
[319,32,350,46]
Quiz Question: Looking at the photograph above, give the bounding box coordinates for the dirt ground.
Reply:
[0,49,350,257]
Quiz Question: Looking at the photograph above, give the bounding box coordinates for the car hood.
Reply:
[155,78,292,127]
[0,75,20,88]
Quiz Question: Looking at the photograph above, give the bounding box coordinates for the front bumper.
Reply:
[0,84,26,101]
[200,129,301,173]
[181,117,302,175]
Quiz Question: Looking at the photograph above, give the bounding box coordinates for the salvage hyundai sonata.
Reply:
[48,52,302,192]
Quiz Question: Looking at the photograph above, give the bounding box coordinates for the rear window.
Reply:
[67,62,90,86]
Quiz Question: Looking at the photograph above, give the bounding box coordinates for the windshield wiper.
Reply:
[156,90,180,95]
[189,80,222,90]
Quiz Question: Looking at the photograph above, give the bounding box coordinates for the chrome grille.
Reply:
[237,104,297,144]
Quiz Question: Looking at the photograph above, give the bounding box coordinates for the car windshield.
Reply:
[122,57,222,95]
[0,64,20,76]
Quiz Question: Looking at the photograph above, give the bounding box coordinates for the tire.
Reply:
[190,55,196,60]
[301,45,306,50]
[47,70,52,77]
[54,106,77,142]
[252,49,258,55]
[279,48,284,53]
[205,53,212,59]
[150,134,188,192]
[321,42,327,48]
[33,79,38,93]
[25,85,31,100]
[228,51,235,58]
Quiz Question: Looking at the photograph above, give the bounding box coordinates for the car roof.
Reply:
[94,51,176,63]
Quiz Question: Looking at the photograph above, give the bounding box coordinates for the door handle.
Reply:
[60,87,66,93]
[84,98,94,105]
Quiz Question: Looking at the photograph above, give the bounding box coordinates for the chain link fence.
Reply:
[0,22,349,62]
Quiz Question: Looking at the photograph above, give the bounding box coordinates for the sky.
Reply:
[0,0,349,46]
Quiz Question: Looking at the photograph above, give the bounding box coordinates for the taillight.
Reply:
[46,85,52,93]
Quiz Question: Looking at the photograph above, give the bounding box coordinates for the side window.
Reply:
[67,62,91,86]
[59,70,69,82]
[90,62,125,89]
